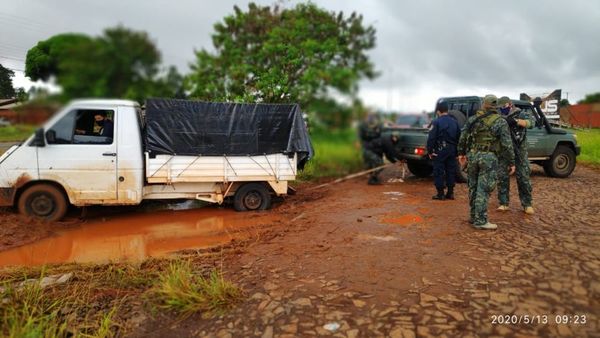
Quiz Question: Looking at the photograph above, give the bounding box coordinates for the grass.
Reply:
[1,282,68,337]
[0,124,37,142]
[0,278,119,338]
[0,257,242,337]
[298,128,363,180]
[575,128,600,166]
[151,260,242,317]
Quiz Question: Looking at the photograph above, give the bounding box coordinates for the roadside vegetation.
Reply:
[298,128,363,180]
[575,128,600,166]
[0,256,242,337]
[151,260,242,317]
[0,124,36,142]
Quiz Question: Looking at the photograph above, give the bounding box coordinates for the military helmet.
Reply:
[498,96,511,106]
[483,94,498,109]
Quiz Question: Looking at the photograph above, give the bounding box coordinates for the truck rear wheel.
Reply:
[406,161,433,178]
[234,183,272,211]
[543,145,576,178]
[18,184,68,221]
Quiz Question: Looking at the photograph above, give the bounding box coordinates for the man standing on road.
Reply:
[359,114,384,185]
[427,101,460,200]
[457,95,515,230]
[496,96,535,214]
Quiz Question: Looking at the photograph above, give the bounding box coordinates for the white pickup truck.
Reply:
[0,99,312,221]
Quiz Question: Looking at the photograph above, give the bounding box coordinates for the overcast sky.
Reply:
[1,0,599,112]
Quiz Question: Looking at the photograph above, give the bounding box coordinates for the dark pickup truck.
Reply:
[385,96,581,180]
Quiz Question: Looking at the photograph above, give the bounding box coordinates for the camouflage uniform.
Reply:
[458,96,515,227]
[497,103,535,208]
[359,115,384,184]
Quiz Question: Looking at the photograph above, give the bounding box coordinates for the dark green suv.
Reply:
[386,96,581,179]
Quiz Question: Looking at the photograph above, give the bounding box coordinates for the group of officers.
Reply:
[359,95,535,230]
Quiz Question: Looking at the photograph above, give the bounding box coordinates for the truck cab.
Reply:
[0,100,145,218]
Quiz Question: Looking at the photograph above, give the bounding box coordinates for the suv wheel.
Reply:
[543,145,576,178]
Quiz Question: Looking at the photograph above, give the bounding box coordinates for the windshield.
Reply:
[396,114,428,127]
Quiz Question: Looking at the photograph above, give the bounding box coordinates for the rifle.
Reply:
[503,109,526,145]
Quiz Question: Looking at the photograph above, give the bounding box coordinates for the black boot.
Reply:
[432,188,445,200]
[445,186,455,200]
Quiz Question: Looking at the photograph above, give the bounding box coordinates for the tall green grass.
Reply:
[0,124,37,142]
[575,129,600,165]
[1,282,68,338]
[299,128,363,180]
[151,260,242,317]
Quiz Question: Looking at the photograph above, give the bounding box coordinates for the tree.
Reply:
[187,2,377,109]
[25,26,167,102]
[25,33,92,82]
[559,99,570,107]
[578,92,600,104]
[15,87,28,102]
[0,63,16,99]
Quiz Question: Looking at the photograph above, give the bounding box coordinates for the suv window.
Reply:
[47,109,115,145]
[516,105,541,127]
[447,101,480,118]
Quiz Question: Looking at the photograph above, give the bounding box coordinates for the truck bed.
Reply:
[145,153,297,184]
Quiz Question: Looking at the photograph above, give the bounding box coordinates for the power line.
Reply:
[0,11,46,28]
[0,51,26,61]
[0,55,25,62]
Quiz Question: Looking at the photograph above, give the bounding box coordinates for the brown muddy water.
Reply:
[0,203,278,267]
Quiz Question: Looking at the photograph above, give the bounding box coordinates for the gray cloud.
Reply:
[1,0,599,110]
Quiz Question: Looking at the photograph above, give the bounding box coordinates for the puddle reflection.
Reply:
[0,207,276,267]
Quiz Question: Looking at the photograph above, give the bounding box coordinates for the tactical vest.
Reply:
[470,111,500,153]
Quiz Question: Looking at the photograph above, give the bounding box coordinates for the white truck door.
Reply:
[37,108,118,202]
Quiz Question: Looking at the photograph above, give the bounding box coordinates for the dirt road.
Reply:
[126,165,598,337]
[1,165,599,336]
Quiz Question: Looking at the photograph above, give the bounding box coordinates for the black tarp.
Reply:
[144,98,313,169]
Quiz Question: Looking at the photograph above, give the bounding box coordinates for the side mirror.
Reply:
[32,128,46,147]
[46,129,56,144]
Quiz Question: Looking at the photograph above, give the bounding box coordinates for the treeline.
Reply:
[2,2,379,128]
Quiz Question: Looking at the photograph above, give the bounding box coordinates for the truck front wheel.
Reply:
[543,145,576,178]
[234,183,272,211]
[18,184,68,221]
[406,161,433,178]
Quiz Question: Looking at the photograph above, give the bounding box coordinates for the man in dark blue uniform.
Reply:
[427,101,461,200]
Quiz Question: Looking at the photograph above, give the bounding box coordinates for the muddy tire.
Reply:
[406,160,433,178]
[18,184,68,221]
[233,183,272,211]
[543,145,576,178]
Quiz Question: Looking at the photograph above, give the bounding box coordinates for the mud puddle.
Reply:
[0,206,278,267]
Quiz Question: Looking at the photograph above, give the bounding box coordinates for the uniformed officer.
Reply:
[457,95,515,230]
[358,114,384,185]
[496,96,535,214]
[427,101,460,200]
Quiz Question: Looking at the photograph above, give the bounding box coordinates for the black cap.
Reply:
[436,101,448,113]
